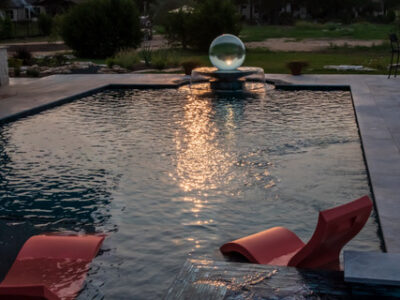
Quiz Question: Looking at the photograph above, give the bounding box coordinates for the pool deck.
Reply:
[0,74,399,253]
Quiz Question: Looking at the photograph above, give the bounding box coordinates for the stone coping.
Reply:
[344,251,400,286]
[0,74,399,253]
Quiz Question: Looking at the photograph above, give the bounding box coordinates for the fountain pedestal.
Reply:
[210,78,244,91]
[191,67,265,93]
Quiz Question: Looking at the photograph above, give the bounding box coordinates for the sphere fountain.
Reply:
[191,34,265,93]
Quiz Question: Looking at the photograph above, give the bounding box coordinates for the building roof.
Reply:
[32,0,84,5]
[8,0,36,8]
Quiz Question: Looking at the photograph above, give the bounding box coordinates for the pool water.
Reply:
[0,87,381,299]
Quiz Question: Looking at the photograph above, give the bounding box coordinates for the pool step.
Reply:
[166,257,400,299]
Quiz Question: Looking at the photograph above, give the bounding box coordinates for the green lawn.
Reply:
[157,44,390,74]
[62,44,392,75]
[245,47,389,74]
[240,22,397,42]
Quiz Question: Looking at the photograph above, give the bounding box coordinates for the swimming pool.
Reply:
[0,86,381,299]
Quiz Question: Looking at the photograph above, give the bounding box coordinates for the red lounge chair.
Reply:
[0,234,105,300]
[220,195,373,271]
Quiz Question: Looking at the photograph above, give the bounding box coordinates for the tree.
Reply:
[164,8,193,48]
[152,0,194,25]
[162,0,241,50]
[61,0,142,58]
[0,17,12,40]
[259,0,288,24]
[134,0,157,15]
[188,0,242,50]
[38,13,53,36]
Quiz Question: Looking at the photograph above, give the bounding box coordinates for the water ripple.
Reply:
[0,88,380,299]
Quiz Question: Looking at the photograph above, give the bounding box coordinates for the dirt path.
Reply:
[139,34,169,50]
[2,35,169,56]
[245,38,384,52]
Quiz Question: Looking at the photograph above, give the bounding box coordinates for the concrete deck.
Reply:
[0,74,399,253]
[0,74,185,123]
[344,250,400,286]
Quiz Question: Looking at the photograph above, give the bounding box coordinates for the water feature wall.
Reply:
[0,47,9,86]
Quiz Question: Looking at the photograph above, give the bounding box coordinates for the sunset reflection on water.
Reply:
[173,90,234,194]
[0,88,379,299]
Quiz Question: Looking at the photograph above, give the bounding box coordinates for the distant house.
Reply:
[238,2,260,22]
[238,0,386,22]
[33,0,83,16]
[237,1,305,23]
[0,0,83,21]
[0,0,44,22]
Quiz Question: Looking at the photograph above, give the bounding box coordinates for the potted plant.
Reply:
[287,61,309,75]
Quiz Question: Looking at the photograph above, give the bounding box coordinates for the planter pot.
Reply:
[287,61,308,76]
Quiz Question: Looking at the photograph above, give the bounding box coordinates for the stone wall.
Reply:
[0,47,9,86]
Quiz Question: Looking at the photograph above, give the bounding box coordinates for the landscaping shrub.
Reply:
[385,10,396,24]
[53,53,67,66]
[164,8,193,49]
[8,58,22,76]
[49,14,64,41]
[14,67,21,77]
[139,42,152,66]
[36,54,67,67]
[106,49,140,69]
[13,47,33,65]
[151,51,168,70]
[38,13,53,36]
[151,50,180,70]
[166,51,180,67]
[61,0,142,58]
[26,68,40,77]
[8,58,23,69]
[0,17,12,39]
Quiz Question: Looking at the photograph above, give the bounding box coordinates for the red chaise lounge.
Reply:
[220,195,373,271]
[0,234,105,300]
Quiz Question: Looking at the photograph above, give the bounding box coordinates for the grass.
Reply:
[68,44,390,75]
[133,45,390,75]
[240,21,397,42]
[245,46,389,74]
[106,49,140,69]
